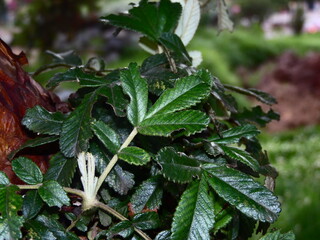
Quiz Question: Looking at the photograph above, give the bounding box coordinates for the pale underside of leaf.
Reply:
[216,0,234,33]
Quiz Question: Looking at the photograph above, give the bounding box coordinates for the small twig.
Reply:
[66,213,82,232]
[95,201,152,240]
[32,63,74,77]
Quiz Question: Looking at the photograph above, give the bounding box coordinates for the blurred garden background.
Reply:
[1,0,320,239]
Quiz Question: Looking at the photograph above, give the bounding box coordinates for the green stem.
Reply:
[95,127,138,193]
[95,201,152,240]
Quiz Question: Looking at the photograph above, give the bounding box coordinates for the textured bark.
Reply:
[0,38,66,183]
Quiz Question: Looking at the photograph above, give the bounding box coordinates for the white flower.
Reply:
[77,152,98,210]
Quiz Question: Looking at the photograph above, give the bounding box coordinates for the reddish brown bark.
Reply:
[0,38,65,183]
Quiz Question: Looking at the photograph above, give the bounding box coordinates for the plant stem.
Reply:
[95,201,152,240]
[163,47,177,73]
[95,127,138,193]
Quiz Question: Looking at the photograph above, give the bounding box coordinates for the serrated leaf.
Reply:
[204,164,281,222]
[38,181,70,208]
[260,230,295,240]
[0,185,24,240]
[175,0,200,46]
[216,0,234,33]
[159,32,191,63]
[12,157,43,184]
[22,105,65,135]
[44,153,77,187]
[133,212,160,230]
[145,72,211,118]
[156,147,201,183]
[102,0,182,41]
[47,67,107,88]
[118,147,151,166]
[130,176,163,214]
[155,230,171,240]
[232,106,280,127]
[224,85,277,105]
[8,136,59,160]
[220,145,260,171]
[213,199,233,234]
[204,142,224,157]
[120,63,148,126]
[60,91,97,157]
[208,124,260,144]
[91,143,135,195]
[139,110,209,137]
[171,178,215,240]
[24,220,56,240]
[105,220,134,239]
[22,190,43,219]
[0,173,9,185]
[91,121,121,155]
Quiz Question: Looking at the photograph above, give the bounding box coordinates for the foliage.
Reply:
[2,0,288,239]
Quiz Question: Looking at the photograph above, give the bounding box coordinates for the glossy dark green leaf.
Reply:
[60,91,97,157]
[204,164,281,223]
[12,157,43,184]
[208,124,260,144]
[99,85,128,117]
[104,220,134,239]
[120,63,148,126]
[91,120,121,154]
[22,105,65,135]
[139,110,209,137]
[47,67,107,88]
[43,153,77,187]
[145,71,211,118]
[224,85,277,106]
[212,199,233,234]
[132,212,160,230]
[22,190,43,219]
[91,143,135,195]
[24,220,56,240]
[118,147,151,166]
[65,213,92,232]
[0,185,24,240]
[232,106,280,127]
[38,181,70,208]
[130,176,163,213]
[155,230,171,240]
[8,136,59,160]
[102,0,182,41]
[220,145,260,171]
[204,142,224,157]
[171,179,215,240]
[260,230,295,240]
[156,147,201,183]
[159,32,191,64]
[0,172,9,185]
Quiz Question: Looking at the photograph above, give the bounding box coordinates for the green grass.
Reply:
[259,125,320,239]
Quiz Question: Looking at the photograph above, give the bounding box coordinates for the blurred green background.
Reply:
[1,0,320,239]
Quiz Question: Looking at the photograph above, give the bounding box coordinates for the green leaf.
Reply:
[91,120,121,155]
[133,212,160,230]
[105,220,134,239]
[102,0,182,41]
[159,32,191,63]
[8,136,59,160]
[43,153,77,187]
[60,91,97,157]
[171,179,215,240]
[118,147,151,166]
[38,180,70,208]
[22,106,65,135]
[224,85,277,106]
[220,145,260,171]
[120,63,148,126]
[204,164,281,222]
[232,106,280,127]
[260,230,295,240]
[24,220,56,240]
[22,190,43,219]
[46,50,82,66]
[65,213,92,232]
[139,110,209,137]
[12,157,43,184]
[0,173,9,185]
[145,72,211,118]
[0,185,24,240]
[156,147,201,183]
[212,199,233,234]
[130,176,163,214]
[47,67,107,88]
[155,230,171,240]
[208,124,260,144]
[91,143,135,195]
